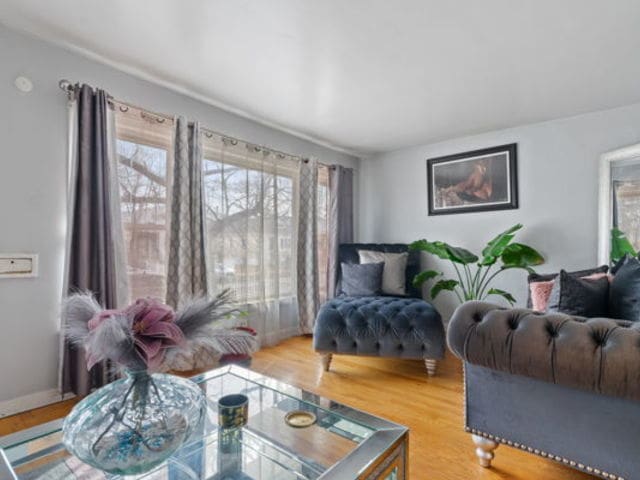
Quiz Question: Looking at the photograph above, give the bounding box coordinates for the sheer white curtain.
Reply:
[202,134,299,346]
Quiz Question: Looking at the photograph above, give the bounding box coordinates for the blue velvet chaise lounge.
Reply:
[313,243,445,376]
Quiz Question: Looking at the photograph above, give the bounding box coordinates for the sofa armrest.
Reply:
[447,301,640,402]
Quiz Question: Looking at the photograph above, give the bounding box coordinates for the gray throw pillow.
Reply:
[609,257,640,321]
[341,262,384,296]
[358,250,408,295]
[546,270,609,317]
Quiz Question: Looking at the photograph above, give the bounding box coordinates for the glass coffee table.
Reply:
[0,366,408,479]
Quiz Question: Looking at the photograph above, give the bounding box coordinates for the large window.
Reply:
[114,108,330,313]
[202,137,298,304]
[115,108,173,300]
[612,159,640,251]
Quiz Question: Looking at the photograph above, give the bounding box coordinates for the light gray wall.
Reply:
[359,103,640,320]
[0,25,359,403]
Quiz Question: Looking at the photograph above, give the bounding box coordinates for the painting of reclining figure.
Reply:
[427,143,518,215]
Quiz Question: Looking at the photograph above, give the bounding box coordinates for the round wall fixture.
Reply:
[14,76,34,93]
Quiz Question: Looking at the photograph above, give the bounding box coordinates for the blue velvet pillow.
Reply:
[340,262,384,296]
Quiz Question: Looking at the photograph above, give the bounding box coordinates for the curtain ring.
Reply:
[119,105,129,113]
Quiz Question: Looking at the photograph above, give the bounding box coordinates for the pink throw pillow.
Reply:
[581,272,612,282]
[530,280,555,312]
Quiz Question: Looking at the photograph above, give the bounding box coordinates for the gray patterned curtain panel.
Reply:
[166,117,208,308]
[327,166,354,299]
[297,158,320,334]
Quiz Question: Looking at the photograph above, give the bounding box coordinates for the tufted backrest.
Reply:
[337,243,421,298]
[447,301,640,402]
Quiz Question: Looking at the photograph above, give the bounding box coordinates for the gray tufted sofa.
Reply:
[448,301,640,480]
[313,244,445,376]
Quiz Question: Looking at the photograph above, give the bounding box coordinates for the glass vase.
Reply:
[62,370,205,475]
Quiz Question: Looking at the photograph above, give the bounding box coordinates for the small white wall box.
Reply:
[0,254,38,278]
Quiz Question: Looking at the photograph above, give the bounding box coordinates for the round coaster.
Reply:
[284,410,317,428]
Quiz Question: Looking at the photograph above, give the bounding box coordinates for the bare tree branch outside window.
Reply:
[117,140,169,300]
[114,109,329,309]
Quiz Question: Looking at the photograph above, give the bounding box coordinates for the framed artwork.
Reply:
[426,143,518,215]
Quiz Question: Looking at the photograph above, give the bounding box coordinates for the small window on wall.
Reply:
[612,159,640,252]
[115,107,174,300]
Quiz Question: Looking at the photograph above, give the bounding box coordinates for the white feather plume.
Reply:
[204,328,260,356]
[84,313,141,369]
[62,293,101,345]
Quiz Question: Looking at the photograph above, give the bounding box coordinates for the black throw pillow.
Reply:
[610,253,633,275]
[526,265,608,308]
[546,270,609,317]
[341,262,384,296]
[609,257,640,321]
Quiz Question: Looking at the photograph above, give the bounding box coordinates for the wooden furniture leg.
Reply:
[472,434,499,468]
[321,353,333,372]
[424,358,437,377]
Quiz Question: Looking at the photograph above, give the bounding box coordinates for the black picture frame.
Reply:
[426,143,518,216]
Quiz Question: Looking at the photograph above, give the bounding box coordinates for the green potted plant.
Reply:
[610,227,636,263]
[409,224,544,305]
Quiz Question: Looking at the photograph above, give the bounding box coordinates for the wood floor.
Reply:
[0,336,593,479]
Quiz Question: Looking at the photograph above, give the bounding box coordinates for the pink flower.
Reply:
[126,298,185,369]
[86,298,185,370]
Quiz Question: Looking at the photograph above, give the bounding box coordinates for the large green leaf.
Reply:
[409,239,449,260]
[486,288,516,305]
[430,279,459,299]
[500,243,544,269]
[410,239,478,264]
[479,224,522,266]
[413,270,441,288]
[611,227,637,263]
[445,245,478,264]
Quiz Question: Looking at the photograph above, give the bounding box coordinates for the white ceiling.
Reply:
[2,0,640,155]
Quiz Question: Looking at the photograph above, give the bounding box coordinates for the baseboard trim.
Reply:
[0,389,75,418]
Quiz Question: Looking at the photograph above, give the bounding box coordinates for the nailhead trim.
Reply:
[466,428,625,480]
[463,367,625,480]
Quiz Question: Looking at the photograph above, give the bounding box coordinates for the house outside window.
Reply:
[115,108,173,300]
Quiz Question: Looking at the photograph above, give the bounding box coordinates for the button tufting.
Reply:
[591,331,608,347]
